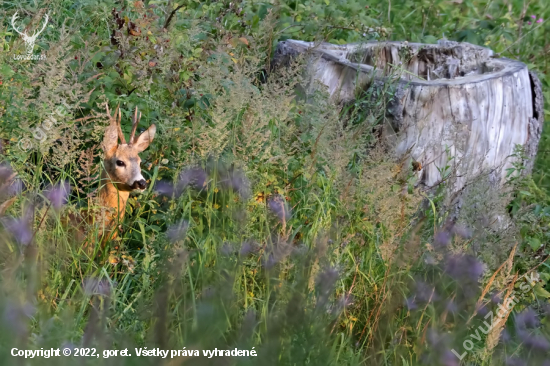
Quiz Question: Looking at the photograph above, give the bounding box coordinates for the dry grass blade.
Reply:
[0,196,17,216]
[360,259,392,346]
[0,172,18,216]
[485,273,519,354]
[467,243,517,324]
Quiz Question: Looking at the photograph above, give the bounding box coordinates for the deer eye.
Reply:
[116,160,125,167]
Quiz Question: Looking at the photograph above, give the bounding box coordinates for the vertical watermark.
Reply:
[11,11,48,61]
[451,272,541,360]
[18,100,73,152]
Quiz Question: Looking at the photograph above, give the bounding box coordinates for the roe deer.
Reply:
[1,105,155,253]
[79,104,156,249]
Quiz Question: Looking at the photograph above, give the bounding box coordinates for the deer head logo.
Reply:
[11,12,49,55]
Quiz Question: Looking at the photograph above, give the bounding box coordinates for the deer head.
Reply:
[11,12,49,55]
[102,105,156,193]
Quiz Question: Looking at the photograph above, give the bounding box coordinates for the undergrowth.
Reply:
[0,0,549,365]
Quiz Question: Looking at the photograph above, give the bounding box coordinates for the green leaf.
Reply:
[528,237,542,251]
[0,64,14,78]
[150,214,165,221]
[180,71,192,81]
[534,283,550,299]
[148,225,162,233]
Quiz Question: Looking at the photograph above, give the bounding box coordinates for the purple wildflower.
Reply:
[2,207,34,247]
[427,328,452,348]
[166,220,189,242]
[154,180,175,196]
[414,280,439,302]
[0,164,20,201]
[316,267,339,309]
[337,294,353,310]
[434,229,451,248]
[219,168,251,199]
[444,254,485,282]
[515,308,539,329]
[239,240,258,256]
[531,15,537,19]
[263,253,277,269]
[519,331,550,352]
[240,309,256,338]
[316,267,339,295]
[45,181,71,210]
[406,297,417,310]
[440,350,460,366]
[500,329,511,343]
[83,277,111,296]
[528,21,532,25]
[178,167,208,192]
[243,309,256,326]
[7,179,23,196]
[267,195,291,222]
[3,301,35,337]
[264,239,293,266]
[292,243,308,257]
[445,299,458,313]
[427,329,440,346]
[221,242,233,256]
[0,163,13,182]
[537,18,543,23]
[475,303,489,317]
[506,357,527,366]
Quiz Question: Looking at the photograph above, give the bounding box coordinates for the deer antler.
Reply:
[115,106,126,144]
[105,103,126,144]
[11,12,49,38]
[129,106,141,145]
[10,12,26,38]
[32,13,49,38]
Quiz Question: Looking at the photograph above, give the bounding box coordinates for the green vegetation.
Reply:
[0,0,549,365]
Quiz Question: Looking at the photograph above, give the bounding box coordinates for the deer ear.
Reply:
[134,124,156,152]
[103,124,119,155]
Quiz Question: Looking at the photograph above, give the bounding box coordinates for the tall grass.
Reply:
[1,0,550,365]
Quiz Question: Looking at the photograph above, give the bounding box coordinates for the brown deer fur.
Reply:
[83,104,156,247]
[2,105,156,251]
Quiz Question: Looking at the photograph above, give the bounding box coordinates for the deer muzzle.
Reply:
[132,179,147,190]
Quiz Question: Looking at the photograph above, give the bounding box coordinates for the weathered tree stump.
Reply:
[273,39,544,194]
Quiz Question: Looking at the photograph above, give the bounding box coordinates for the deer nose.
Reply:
[133,179,147,190]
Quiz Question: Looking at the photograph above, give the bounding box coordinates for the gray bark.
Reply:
[273,39,544,195]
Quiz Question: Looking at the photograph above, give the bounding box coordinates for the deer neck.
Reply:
[99,171,130,224]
